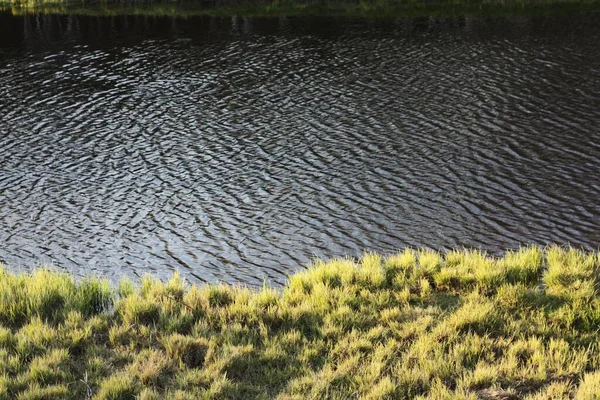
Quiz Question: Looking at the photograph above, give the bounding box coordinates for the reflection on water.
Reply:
[1,13,599,285]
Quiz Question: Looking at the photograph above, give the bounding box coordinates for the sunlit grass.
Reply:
[0,246,599,398]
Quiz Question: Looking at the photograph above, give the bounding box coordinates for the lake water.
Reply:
[1,12,599,285]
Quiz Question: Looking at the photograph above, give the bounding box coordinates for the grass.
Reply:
[2,0,600,18]
[1,246,600,399]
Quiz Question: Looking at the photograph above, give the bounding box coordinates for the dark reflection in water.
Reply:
[1,13,599,285]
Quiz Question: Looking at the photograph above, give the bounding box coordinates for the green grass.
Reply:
[2,0,600,18]
[1,246,600,399]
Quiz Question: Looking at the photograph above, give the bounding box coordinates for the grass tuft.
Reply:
[0,246,599,398]
[162,333,209,368]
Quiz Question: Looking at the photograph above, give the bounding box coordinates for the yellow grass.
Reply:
[0,246,599,399]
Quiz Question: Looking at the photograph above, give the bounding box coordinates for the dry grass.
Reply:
[0,246,600,399]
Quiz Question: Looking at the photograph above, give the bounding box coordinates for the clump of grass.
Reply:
[575,371,600,399]
[1,247,600,398]
[18,383,70,400]
[129,349,173,387]
[94,373,138,400]
[162,333,209,368]
[27,348,72,385]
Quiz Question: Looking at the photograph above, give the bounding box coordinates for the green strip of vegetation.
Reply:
[1,246,600,399]
[2,0,600,17]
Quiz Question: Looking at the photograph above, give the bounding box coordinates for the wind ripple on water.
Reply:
[0,14,599,285]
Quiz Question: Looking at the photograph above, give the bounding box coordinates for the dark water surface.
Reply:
[1,13,599,285]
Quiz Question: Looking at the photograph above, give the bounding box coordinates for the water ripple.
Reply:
[1,13,599,286]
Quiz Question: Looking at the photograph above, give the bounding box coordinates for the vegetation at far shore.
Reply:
[2,246,600,399]
[2,0,600,18]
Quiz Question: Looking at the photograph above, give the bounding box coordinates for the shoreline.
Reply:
[3,0,600,17]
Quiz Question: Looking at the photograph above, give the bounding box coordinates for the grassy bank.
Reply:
[2,0,600,17]
[1,246,600,399]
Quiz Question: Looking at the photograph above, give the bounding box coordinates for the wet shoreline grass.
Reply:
[1,246,600,399]
[2,0,600,17]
